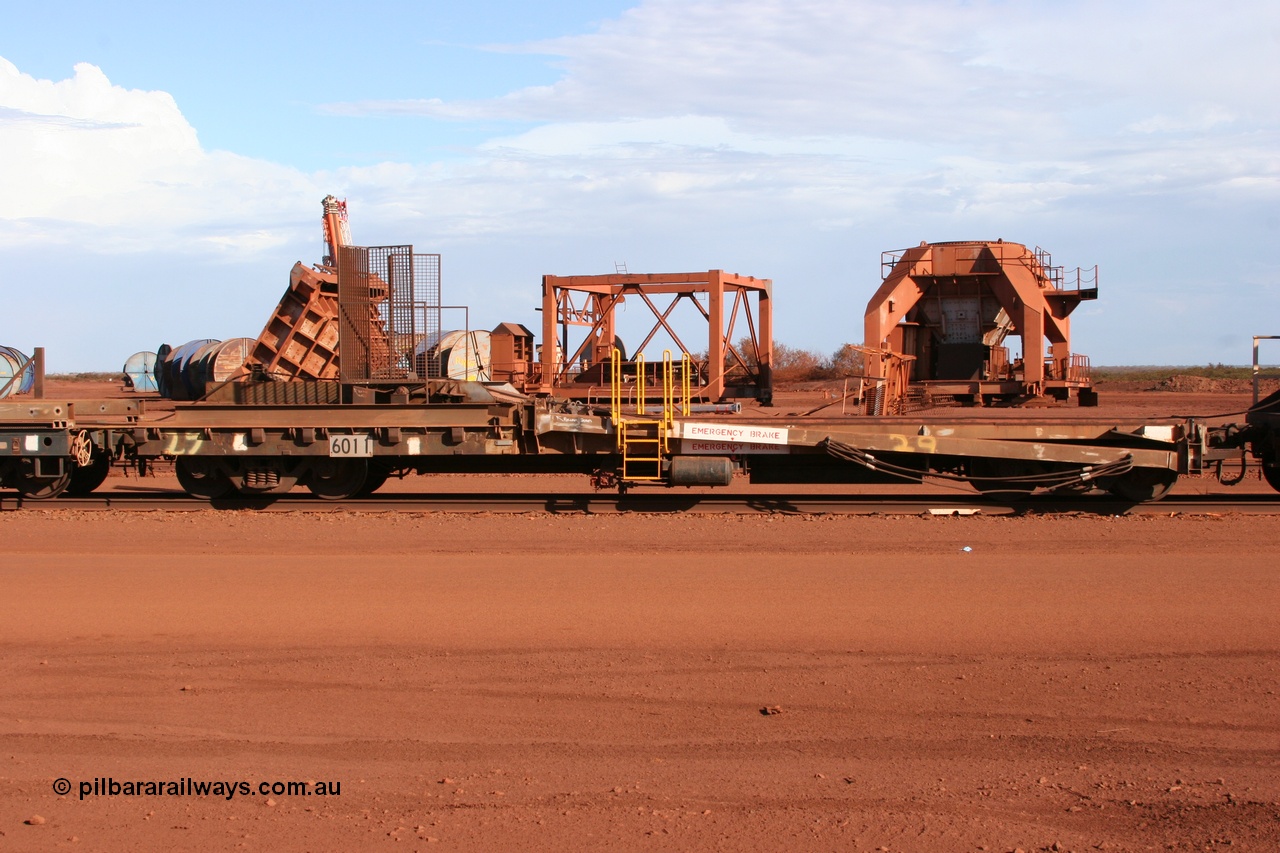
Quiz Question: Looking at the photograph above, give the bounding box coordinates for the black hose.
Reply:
[822,437,1134,492]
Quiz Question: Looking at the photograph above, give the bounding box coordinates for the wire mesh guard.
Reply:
[337,245,441,382]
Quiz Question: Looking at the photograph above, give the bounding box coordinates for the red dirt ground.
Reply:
[0,384,1277,851]
[2,512,1278,852]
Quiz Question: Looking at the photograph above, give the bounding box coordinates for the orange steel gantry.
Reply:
[864,240,1097,404]
[537,271,773,404]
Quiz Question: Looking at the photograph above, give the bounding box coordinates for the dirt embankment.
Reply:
[1097,376,1278,395]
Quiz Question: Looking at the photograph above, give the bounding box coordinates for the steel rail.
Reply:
[2,491,1277,515]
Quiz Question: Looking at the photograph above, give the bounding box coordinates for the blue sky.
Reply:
[2,0,1278,370]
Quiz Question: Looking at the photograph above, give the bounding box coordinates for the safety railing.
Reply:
[636,354,647,415]
[610,348,623,447]
[661,351,674,443]
[1043,353,1091,382]
[680,353,692,416]
[1067,354,1091,382]
[1255,336,1280,405]
[610,348,693,478]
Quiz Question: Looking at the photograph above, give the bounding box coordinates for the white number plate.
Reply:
[328,435,374,458]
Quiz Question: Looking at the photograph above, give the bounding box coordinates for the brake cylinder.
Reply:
[667,456,734,487]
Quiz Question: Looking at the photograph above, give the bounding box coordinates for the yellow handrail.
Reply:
[612,349,696,480]
[680,352,692,416]
[636,353,646,415]
[662,350,674,452]
[610,347,622,448]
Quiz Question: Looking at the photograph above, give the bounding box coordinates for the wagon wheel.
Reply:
[1261,458,1280,494]
[307,458,368,500]
[356,463,392,497]
[65,446,112,496]
[175,457,234,500]
[16,470,72,500]
[1105,467,1177,502]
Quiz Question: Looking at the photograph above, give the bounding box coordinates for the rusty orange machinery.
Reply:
[233,196,402,386]
[228,196,774,406]
[864,240,1098,405]
[229,196,357,383]
[507,271,774,405]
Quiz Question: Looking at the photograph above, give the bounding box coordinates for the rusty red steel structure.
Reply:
[238,197,443,388]
[238,200,773,406]
[336,245,441,384]
[321,195,352,268]
[864,240,1098,405]
[236,195,358,383]
[237,264,345,382]
[536,271,774,404]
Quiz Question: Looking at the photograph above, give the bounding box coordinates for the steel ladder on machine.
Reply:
[610,349,692,483]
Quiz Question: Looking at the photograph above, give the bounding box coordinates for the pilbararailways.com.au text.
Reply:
[63,777,341,801]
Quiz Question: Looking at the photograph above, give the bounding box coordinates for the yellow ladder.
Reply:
[610,349,690,483]
[618,418,663,481]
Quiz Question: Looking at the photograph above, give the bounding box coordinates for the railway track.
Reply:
[3,491,1277,515]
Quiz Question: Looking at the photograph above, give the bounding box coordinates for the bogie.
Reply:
[18,470,72,500]
[175,457,235,500]
[306,458,368,500]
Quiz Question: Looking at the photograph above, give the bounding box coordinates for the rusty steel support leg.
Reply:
[540,275,558,395]
[708,270,725,402]
[758,281,773,403]
[1020,306,1045,393]
[33,347,45,399]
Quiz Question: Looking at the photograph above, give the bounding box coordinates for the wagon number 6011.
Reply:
[328,435,374,457]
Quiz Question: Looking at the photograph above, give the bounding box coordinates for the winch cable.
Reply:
[822,437,1135,494]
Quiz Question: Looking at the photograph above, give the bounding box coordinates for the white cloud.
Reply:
[1126,109,1236,135]
[6,1,1278,260]
[317,0,1279,233]
[0,57,316,254]
[328,0,1280,148]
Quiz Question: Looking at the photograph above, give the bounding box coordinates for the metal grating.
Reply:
[337,245,441,383]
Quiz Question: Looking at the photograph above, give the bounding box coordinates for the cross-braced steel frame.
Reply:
[539,270,773,403]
